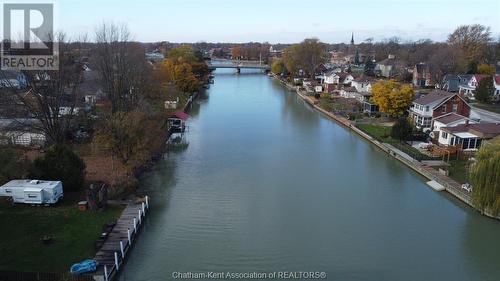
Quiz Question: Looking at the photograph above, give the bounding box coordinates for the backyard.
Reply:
[0,193,123,272]
[356,123,437,160]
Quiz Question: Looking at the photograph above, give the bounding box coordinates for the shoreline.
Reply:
[270,74,500,221]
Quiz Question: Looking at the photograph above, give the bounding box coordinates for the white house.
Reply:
[438,123,500,150]
[493,75,500,102]
[0,180,64,205]
[431,112,477,140]
[351,76,375,93]
[0,119,46,147]
[458,74,489,100]
[337,72,355,85]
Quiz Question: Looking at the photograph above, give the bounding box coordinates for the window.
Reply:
[425,106,429,112]
[442,105,447,113]
[452,103,458,112]
[441,132,448,139]
[27,194,38,198]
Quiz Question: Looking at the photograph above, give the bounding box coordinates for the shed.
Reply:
[0,180,63,205]
[168,111,190,133]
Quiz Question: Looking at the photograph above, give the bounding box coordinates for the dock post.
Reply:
[114,252,119,270]
[145,196,149,209]
[120,240,124,258]
[138,209,142,223]
[142,202,145,214]
[127,228,131,244]
[104,265,108,281]
[133,218,137,233]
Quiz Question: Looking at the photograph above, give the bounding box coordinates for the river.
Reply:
[121,69,500,281]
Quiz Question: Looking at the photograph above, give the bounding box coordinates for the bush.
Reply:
[391,117,413,141]
[0,148,30,185]
[30,145,86,192]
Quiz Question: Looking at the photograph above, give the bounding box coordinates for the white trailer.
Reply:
[0,180,63,205]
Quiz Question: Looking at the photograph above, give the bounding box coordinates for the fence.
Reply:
[0,271,93,281]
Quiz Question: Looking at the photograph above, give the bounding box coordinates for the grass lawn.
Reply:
[356,123,437,160]
[356,124,396,144]
[0,193,123,272]
[318,97,345,112]
[473,103,500,114]
[446,159,470,184]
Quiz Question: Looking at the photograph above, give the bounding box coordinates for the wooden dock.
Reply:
[92,197,150,281]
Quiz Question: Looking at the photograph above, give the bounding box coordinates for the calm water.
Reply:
[121,70,500,281]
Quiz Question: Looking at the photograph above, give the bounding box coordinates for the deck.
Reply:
[92,197,150,281]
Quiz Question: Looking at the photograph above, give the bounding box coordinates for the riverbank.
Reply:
[270,74,500,221]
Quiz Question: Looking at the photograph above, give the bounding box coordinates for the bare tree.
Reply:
[94,23,146,113]
[448,24,492,63]
[1,33,84,145]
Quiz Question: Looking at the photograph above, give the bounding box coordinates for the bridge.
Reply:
[206,59,270,73]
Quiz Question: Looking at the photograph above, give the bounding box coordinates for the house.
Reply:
[0,179,63,205]
[458,74,489,100]
[431,112,477,140]
[0,118,46,147]
[351,76,375,93]
[438,122,500,150]
[339,87,360,100]
[441,74,459,92]
[322,70,340,93]
[493,75,500,102]
[0,70,27,89]
[337,72,355,86]
[412,63,433,87]
[409,90,471,131]
[374,54,405,78]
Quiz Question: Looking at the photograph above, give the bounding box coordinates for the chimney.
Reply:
[465,119,469,126]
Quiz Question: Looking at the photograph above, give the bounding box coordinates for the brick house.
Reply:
[409,90,471,131]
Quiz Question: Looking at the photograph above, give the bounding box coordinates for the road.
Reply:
[470,105,500,122]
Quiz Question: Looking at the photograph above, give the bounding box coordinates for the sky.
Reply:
[6,0,500,43]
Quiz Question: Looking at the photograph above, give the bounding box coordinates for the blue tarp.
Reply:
[70,259,99,275]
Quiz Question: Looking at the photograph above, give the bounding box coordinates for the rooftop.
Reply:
[1,179,61,190]
[413,89,454,105]
[433,113,469,124]
[442,123,500,138]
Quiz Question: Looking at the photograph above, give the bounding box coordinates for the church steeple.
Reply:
[350,32,354,45]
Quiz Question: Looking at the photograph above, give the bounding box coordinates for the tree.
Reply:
[282,38,327,78]
[371,80,414,117]
[354,49,360,65]
[30,145,86,191]
[93,109,166,170]
[0,149,29,185]
[364,56,375,76]
[448,24,491,65]
[1,33,84,144]
[94,23,147,112]
[173,63,200,93]
[466,61,478,74]
[475,76,494,103]
[470,138,500,215]
[477,64,496,75]
[271,58,285,75]
[391,117,413,141]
